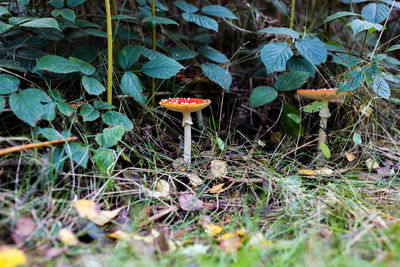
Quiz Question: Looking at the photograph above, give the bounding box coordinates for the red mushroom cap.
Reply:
[297,88,350,101]
[159,98,211,113]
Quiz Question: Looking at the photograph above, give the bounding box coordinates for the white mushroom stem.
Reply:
[182,112,193,165]
[318,100,331,149]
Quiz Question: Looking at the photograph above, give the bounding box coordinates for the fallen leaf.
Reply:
[218,236,242,254]
[376,167,392,175]
[187,173,203,188]
[12,216,36,245]
[57,228,79,246]
[248,232,272,248]
[173,157,185,171]
[366,158,380,170]
[179,244,209,256]
[207,183,225,194]
[372,216,388,229]
[270,131,282,143]
[45,247,68,259]
[0,246,27,267]
[315,168,334,175]
[178,193,203,211]
[107,230,150,242]
[345,152,356,162]
[298,169,316,175]
[148,179,170,198]
[203,224,223,237]
[73,199,125,226]
[210,159,227,178]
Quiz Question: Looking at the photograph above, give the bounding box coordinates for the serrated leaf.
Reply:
[0,74,20,95]
[198,46,228,63]
[73,45,98,63]
[42,101,57,121]
[201,5,238,19]
[9,90,45,126]
[117,45,142,70]
[67,0,86,7]
[0,96,5,113]
[182,13,218,32]
[287,56,316,77]
[81,28,107,38]
[320,143,331,159]
[142,16,179,25]
[120,72,145,104]
[351,19,383,36]
[249,86,278,108]
[57,102,75,116]
[93,148,115,174]
[36,127,63,141]
[68,57,95,76]
[35,55,95,75]
[0,21,13,35]
[280,103,303,138]
[95,125,125,148]
[82,76,105,95]
[102,111,133,131]
[275,71,310,91]
[80,103,99,122]
[51,8,76,22]
[201,63,232,91]
[258,27,299,39]
[295,39,327,65]
[260,42,293,74]
[338,69,364,92]
[332,53,360,67]
[21,18,61,31]
[142,56,183,79]
[361,3,390,23]
[93,100,116,110]
[173,1,198,13]
[170,47,198,60]
[49,0,64,8]
[68,142,89,168]
[303,101,326,113]
[323,11,360,23]
[371,75,390,98]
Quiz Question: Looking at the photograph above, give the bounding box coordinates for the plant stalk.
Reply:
[318,100,331,149]
[182,112,193,165]
[151,0,156,106]
[0,137,77,156]
[290,0,296,30]
[105,0,113,104]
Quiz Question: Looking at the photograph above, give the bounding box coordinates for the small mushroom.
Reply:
[297,88,349,151]
[160,98,211,165]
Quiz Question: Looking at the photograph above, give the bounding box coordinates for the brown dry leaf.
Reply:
[298,169,317,175]
[218,236,242,254]
[0,246,27,267]
[173,157,185,171]
[315,168,334,176]
[207,183,225,194]
[270,131,282,143]
[187,173,203,188]
[107,230,151,242]
[345,152,356,162]
[148,179,170,198]
[12,216,36,245]
[359,103,373,117]
[203,224,223,237]
[210,159,227,178]
[178,193,204,211]
[45,247,68,259]
[366,158,380,170]
[73,199,125,226]
[57,228,79,246]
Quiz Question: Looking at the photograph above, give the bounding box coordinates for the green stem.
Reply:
[290,0,296,30]
[105,0,113,104]
[151,0,156,106]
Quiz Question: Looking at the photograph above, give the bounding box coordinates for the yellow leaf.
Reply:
[57,228,79,246]
[203,224,223,237]
[207,183,225,194]
[90,207,125,226]
[210,160,227,178]
[270,131,282,143]
[107,230,148,241]
[345,152,356,162]
[298,169,316,175]
[73,199,125,226]
[315,168,334,175]
[366,158,380,170]
[215,232,236,242]
[0,246,27,267]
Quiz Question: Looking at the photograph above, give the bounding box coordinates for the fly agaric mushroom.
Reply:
[160,98,211,164]
[297,88,349,151]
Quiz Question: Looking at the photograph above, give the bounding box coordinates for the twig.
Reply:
[0,137,77,156]
[139,205,177,227]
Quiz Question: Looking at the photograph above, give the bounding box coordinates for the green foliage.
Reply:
[280,103,304,138]
[303,101,326,113]
[102,111,133,131]
[201,5,238,19]
[80,104,100,122]
[249,86,278,108]
[260,43,293,74]
[294,39,327,65]
[117,45,142,70]
[142,56,184,79]
[120,72,145,104]
[82,76,106,96]
[198,46,228,64]
[258,27,299,39]
[93,148,115,174]
[173,1,199,13]
[361,3,390,23]
[182,13,218,32]
[0,74,20,95]
[320,143,331,159]
[275,71,310,91]
[95,126,126,148]
[201,63,232,91]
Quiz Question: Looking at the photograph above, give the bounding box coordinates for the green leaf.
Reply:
[275,71,310,91]
[81,28,107,38]
[51,8,76,22]
[80,103,99,122]
[295,39,327,65]
[142,16,179,25]
[351,19,383,36]
[68,142,89,168]
[93,100,116,110]
[198,46,228,63]
[0,21,13,35]
[260,42,293,74]
[0,74,20,95]
[68,57,95,76]
[73,45,98,63]
[201,63,232,91]
[320,143,331,159]
[48,89,65,102]
[371,75,390,98]
[385,44,400,52]
[288,113,301,124]
[353,133,362,146]
[42,101,57,121]
[201,5,238,19]
[67,0,86,7]
[49,0,64,8]
[182,13,218,32]
[112,15,138,21]
[303,101,326,113]
[332,53,360,67]
[338,69,365,92]
[9,90,45,126]
[361,3,390,23]
[142,56,184,79]
[57,102,75,116]
[323,11,359,23]
[93,148,115,174]
[0,6,11,17]
[81,76,105,95]
[102,111,133,131]
[0,96,5,113]
[287,56,316,77]
[21,18,61,31]
[173,1,198,13]
[258,27,299,39]
[35,55,81,74]
[117,45,142,70]
[120,72,145,104]
[36,127,63,141]
[170,48,198,60]
[249,86,278,108]
[95,125,125,148]
[280,103,303,138]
